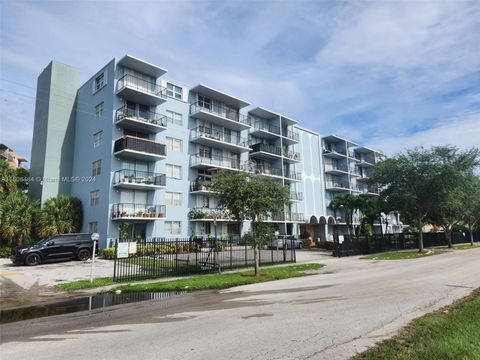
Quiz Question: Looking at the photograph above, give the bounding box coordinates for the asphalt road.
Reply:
[1,248,479,360]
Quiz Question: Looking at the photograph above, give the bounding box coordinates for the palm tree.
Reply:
[36,195,83,238]
[0,191,39,245]
[329,193,361,238]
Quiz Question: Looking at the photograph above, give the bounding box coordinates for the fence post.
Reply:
[230,236,233,269]
[113,239,118,281]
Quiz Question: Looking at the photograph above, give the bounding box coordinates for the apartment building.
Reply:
[30,55,401,247]
[0,144,28,169]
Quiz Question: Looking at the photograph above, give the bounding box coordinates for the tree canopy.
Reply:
[371,145,479,251]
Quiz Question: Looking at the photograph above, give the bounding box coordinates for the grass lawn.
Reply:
[353,288,480,360]
[56,277,115,291]
[434,243,480,251]
[360,250,445,260]
[113,263,324,293]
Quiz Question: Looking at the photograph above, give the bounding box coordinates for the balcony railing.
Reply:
[114,136,166,157]
[113,169,166,187]
[283,130,300,142]
[190,181,213,192]
[188,207,231,220]
[290,192,304,201]
[250,143,282,156]
[190,101,251,126]
[259,212,305,222]
[253,166,283,177]
[191,126,249,147]
[323,147,347,157]
[190,153,241,170]
[251,120,281,135]
[284,151,301,161]
[117,74,167,98]
[112,203,166,219]
[325,165,349,173]
[116,105,167,128]
[326,181,350,190]
[284,171,302,181]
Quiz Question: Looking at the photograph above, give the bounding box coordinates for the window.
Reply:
[165,221,181,236]
[93,131,103,147]
[166,82,182,100]
[92,160,102,176]
[165,110,183,126]
[199,145,212,158]
[165,192,182,206]
[90,190,100,206]
[88,222,98,233]
[93,72,106,93]
[198,95,211,110]
[95,102,104,117]
[166,164,182,179]
[166,137,182,152]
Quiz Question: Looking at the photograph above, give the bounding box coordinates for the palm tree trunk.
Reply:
[469,224,474,246]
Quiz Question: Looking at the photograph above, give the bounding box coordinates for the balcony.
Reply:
[259,212,305,222]
[361,186,380,196]
[283,151,301,163]
[115,106,167,133]
[323,148,347,159]
[189,102,251,131]
[253,166,283,178]
[250,121,281,139]
[114,136,166,161]
[190,127,250,152]
[284,171,302,182]
[190,153,241,171]
[325,181,351,192]
[190,181,213,194]
[112,203,166,221]
[324,165,349,176]
[288,213,305,222]
[113,169,166,190]
[282,130,300,145]
[358,159,375,167]
[250,143,282,160]
[188,208,233,222]
[116,74,167,106]
[290,192,304,202]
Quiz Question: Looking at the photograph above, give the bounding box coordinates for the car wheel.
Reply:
[25,253,41,266]
[77,249,91,261]
[298,243,303,249]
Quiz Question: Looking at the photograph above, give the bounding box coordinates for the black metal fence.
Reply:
[333,232,480,257]
[113,237,296,282]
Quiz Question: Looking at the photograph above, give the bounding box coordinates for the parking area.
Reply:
[0,258,115,301]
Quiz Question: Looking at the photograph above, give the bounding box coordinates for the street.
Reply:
[1,248,479,360]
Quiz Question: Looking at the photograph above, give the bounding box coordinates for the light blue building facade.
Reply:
[30,55,401,247]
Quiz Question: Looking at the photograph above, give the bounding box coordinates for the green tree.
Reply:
[212,171,290,276]
[0,160,17,194]
[372,146,479,252]
[36,195,83,238]
[329,193,363,237]
[462,175,480,246]
[0,191,39,245]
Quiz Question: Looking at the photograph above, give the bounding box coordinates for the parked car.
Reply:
[11,233,96,266]
[266,235,303,249]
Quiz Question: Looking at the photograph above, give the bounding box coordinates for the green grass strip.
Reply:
[55,277,115,291]
[360,250,446,260]
[114,263,324,293]
[353,288,480,360]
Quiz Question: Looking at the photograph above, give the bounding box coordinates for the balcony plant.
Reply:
[136,211,144,217]
[158,212,165,218]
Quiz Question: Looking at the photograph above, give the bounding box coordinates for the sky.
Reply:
[1,0,479,161]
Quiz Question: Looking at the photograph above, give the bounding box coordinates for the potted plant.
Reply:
[158,212,165,218]
[136,211,144,217]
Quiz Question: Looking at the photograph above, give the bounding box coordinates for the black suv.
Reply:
[11,233,96,266]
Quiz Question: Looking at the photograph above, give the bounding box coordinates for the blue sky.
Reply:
[1,0,479,161]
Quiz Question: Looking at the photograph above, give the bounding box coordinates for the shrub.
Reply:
[102,247,116,260]
[0,244,13,258]
[317,240,335,251]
